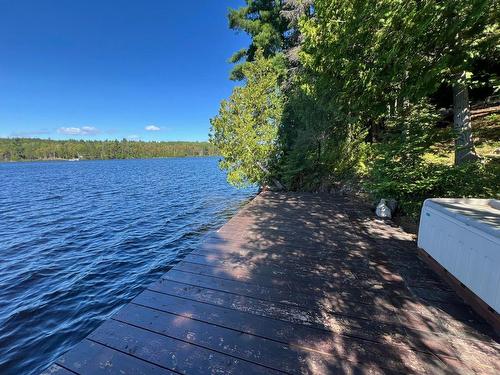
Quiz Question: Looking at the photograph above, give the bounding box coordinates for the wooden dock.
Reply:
[43,192,499,374]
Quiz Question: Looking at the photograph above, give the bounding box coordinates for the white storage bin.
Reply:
[418,198,500,314]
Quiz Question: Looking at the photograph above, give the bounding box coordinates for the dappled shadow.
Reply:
[187,191,500,374]
[65,191,500,373]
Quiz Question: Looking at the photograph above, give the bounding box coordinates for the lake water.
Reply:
[0,157,256,375]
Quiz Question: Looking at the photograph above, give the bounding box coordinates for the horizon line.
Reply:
[0,136,211,143]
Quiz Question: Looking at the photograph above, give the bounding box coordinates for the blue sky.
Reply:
[0,1,248,141]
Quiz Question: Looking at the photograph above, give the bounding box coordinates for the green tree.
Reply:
[298,0,498,169]
[228,0,288,80]
[0,138,218,161]
[210,52,285,187]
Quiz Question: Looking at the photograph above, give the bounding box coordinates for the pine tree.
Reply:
[228,0,288,80]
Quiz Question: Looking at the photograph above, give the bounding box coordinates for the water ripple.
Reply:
[0,157,255,375]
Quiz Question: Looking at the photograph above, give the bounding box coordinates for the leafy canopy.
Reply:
[215,0,499,217]
[210,51,285,187]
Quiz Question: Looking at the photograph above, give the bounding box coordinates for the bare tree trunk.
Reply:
[245,144,285,190]
[453,71,479,165]
[256,161,285,190]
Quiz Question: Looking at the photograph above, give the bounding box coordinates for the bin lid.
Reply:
[423,198,500,240]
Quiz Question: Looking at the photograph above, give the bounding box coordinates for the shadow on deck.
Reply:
[43,192,500,374]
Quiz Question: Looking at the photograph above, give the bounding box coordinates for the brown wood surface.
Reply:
[418,248,500,336]
[41,192,500,374]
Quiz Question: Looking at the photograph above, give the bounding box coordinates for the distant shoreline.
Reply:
[0,155,220,163]
[0,137,218,162]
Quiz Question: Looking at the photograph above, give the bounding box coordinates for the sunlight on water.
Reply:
[0,157,256,375]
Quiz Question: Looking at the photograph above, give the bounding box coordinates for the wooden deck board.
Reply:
[112,303,335,375]
[41,364,77,375]
[132,289,451,373]
[54,339,178,375]
[42,192,500,374]
[87,320,281,374]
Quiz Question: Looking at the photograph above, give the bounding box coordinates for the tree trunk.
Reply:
[453,72,478,165]
[366,118,379,143]
[256,160,285,191]
[244,144,285,190]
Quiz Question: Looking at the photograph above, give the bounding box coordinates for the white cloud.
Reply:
[145,125,161,131]
[58,126,100,135]
[127,135,140,141]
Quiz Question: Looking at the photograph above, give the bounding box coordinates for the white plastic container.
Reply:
[418,198,500,314]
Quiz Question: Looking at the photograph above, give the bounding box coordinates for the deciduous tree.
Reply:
[210,52,285,187]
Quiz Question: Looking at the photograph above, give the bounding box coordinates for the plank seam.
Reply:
[180,258,468,301]
[110,317,291,374]
[51,364,79,375]
[141,289,454,358]
[147,281,401,332]
[169,265,400,305]
[152,276,451,337]
[129,300,452,369]
[84,338,183,375]
[160,274,394,322]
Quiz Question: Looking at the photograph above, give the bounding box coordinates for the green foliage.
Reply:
[218,0,499,217]
[210,52,285,187]
[301,0,498,107]
[228,0,288,80]
[370,157,500,219]
[280,0,499,198]
[366,103,500,218]
[279,77,369,190]
[0,138,217,161]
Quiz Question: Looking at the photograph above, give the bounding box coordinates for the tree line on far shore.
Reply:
[0,138,218,161]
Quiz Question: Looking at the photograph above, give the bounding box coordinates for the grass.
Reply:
[372,110,500,221]
[423,112,500,165]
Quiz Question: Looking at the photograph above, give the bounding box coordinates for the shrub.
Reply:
[366,103,499,218]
